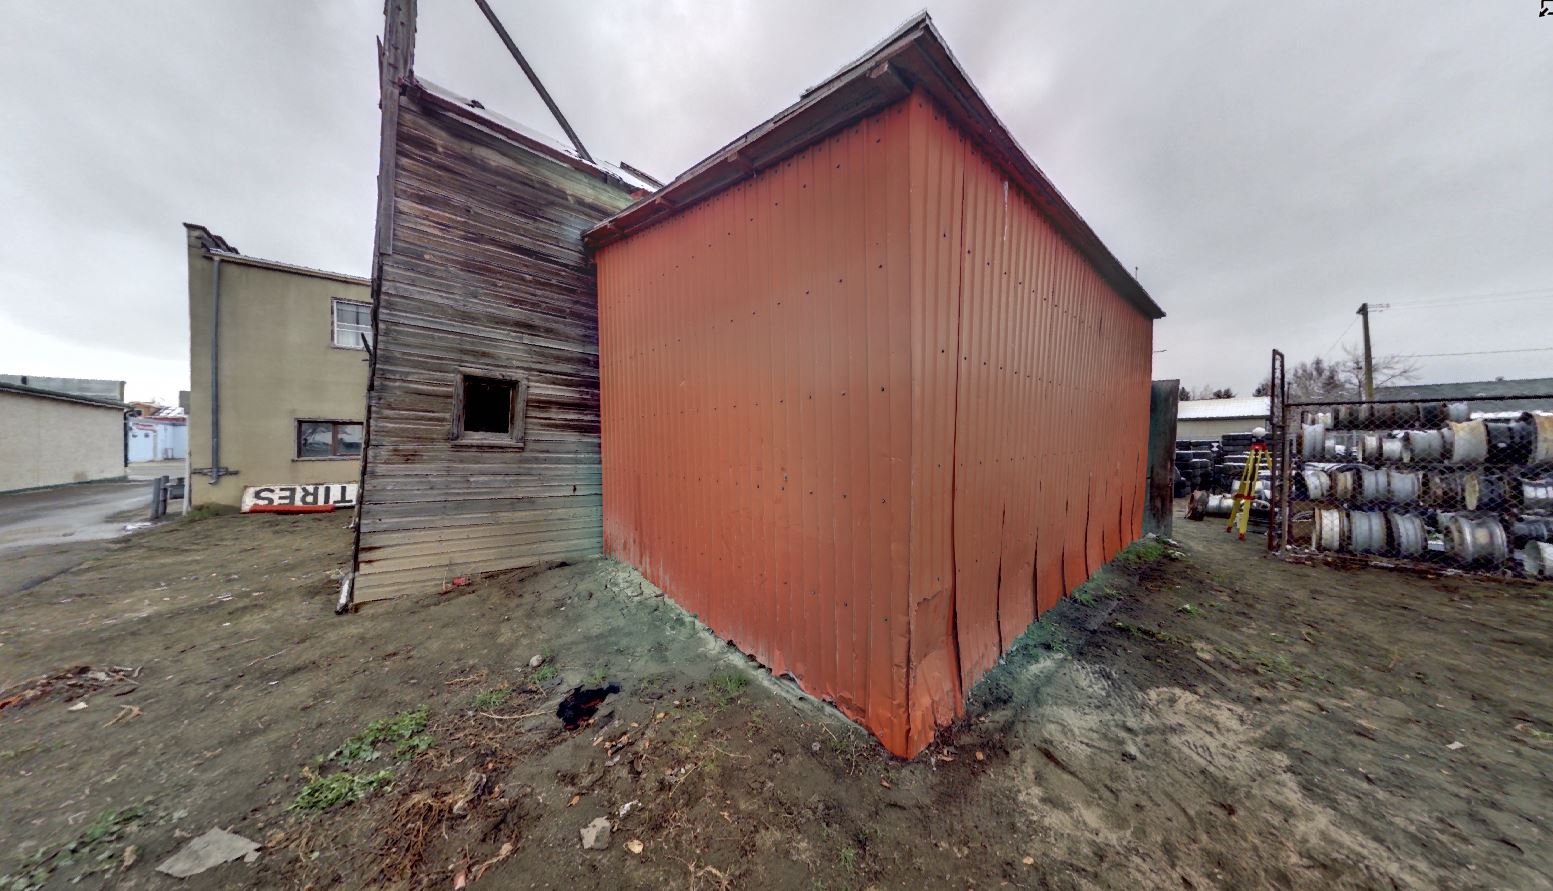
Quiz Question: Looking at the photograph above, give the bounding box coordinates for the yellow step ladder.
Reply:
[1225,442,1269,541]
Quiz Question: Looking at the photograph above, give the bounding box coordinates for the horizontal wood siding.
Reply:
[353,95,636,603]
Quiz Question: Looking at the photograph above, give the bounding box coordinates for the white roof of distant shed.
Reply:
[1177,397,1269,421]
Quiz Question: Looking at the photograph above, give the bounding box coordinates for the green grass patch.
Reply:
[708,670,750,705]
[471,688,511,710]
[322,706,431,766]
[291,769,395,812]
[1113,538,1169,568]
[1,803,148,890]
[1007,617,1067,659]
[532,665,558,684]
[294,707,432,814]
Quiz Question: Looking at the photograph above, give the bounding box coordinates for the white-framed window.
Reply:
[297,419,364,459]
[332,299,372,349]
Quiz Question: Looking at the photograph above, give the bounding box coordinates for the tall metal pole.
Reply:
[471,0,595,163]
[1357,302,1374,401]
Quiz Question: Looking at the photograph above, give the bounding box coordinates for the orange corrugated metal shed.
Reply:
[586,13,1164,757]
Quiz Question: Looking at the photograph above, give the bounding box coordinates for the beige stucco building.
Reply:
[0,382,127,492]
[185,224,371,507]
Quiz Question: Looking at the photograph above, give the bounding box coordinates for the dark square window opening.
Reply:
[464,377,514,433]
[453,371,527,447]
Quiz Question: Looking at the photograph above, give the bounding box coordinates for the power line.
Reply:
[1384,288,1553,311]
[1399,346,1553,359]
[1321,316,1358,359]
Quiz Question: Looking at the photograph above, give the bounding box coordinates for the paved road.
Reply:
[0,464,185,596]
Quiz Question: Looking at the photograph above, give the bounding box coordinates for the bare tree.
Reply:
[1256,351,1420,402]
[1336,346,1421,393]
[1209,387,1236,399]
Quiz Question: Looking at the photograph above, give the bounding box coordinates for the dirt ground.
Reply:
[1,506,1549,890]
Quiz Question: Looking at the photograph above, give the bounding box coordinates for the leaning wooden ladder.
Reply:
[1226,442,1269,541]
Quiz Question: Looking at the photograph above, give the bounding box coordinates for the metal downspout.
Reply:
[209,255,223,484]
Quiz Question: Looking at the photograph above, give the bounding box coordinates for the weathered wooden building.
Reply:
[587,15,1162,756]
[349,4,650,604]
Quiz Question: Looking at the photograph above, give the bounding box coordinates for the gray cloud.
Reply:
[1,1,1549,403]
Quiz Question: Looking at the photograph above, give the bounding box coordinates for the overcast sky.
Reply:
[1,1,1549,404]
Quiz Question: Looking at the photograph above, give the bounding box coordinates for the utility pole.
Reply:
[1357,302,1374,401]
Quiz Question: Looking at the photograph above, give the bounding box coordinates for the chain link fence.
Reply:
[1275,394,1553,577]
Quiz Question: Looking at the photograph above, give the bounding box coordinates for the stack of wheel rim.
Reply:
[1287,402,1553,572]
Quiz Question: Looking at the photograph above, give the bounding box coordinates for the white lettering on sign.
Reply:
[240,483,359,513]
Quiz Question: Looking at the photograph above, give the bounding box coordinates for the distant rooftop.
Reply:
[0,375,124,402]
[1177,397,1269,421]
[1376,378,1553,414]
[0,380,126,410]
[183,223,370,286]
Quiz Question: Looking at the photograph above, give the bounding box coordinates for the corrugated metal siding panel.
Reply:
[599,93,1151,757]
[353,97,636,603]
[600,102,916,747]
[906,95,1150,747]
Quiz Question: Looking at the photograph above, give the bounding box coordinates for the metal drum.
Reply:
[1485,419,1534,464]
[1325,431,1363,460]
[1359,467,1389,502]
[1419,402,1450,427]
[1463,471,1510,511]
[1523,541,1553,579]
[1425,471,1465,507]
[1523,478,1553,512]
[1446,514,1509,565]
[1348,510,1388,554]
[1302,423,1326,461]
[1511,517,1553,545]
[1360,433,1383,463]
[1381,437,1408,464]
[1526,412,1553,464]
[1302,468,1332,499]
[1388,512,1427,557]
[1405,429,1444,462]
[1313,508,1347,552]
[1204,494,1235,517]
[1388,469,1421,504]
[1374,402,1420,429]
[1333,468,1358,501]
[1449,420,1488,464]
[1446,402,1471,423]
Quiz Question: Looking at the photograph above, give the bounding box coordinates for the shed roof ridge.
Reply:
[584,12,1163,321]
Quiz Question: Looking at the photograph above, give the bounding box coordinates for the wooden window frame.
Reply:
[451,369,528,449]
[331,298,373,351]
[296,418,365,460]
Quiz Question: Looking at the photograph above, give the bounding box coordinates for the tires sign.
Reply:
[241,483,358,513]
